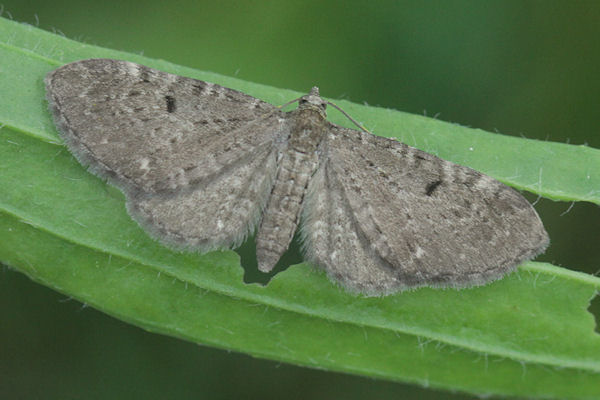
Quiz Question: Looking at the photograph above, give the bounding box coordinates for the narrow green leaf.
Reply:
[1,17,599,399]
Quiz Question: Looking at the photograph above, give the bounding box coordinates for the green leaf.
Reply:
[1,17,599,399]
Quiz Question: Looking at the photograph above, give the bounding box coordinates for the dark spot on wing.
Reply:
[165,96,176,113]
[425,180,443,196]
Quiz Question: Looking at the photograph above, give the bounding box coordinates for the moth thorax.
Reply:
[288,109,327,153]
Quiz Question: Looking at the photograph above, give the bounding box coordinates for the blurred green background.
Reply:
[1,1,599,399]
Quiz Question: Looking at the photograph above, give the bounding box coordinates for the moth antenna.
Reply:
[278,96,303,110]
[326,100,372,134]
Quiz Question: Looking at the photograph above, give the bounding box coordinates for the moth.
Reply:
[45,59,549,295]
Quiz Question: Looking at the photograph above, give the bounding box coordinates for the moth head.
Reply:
[298,86,327,116]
